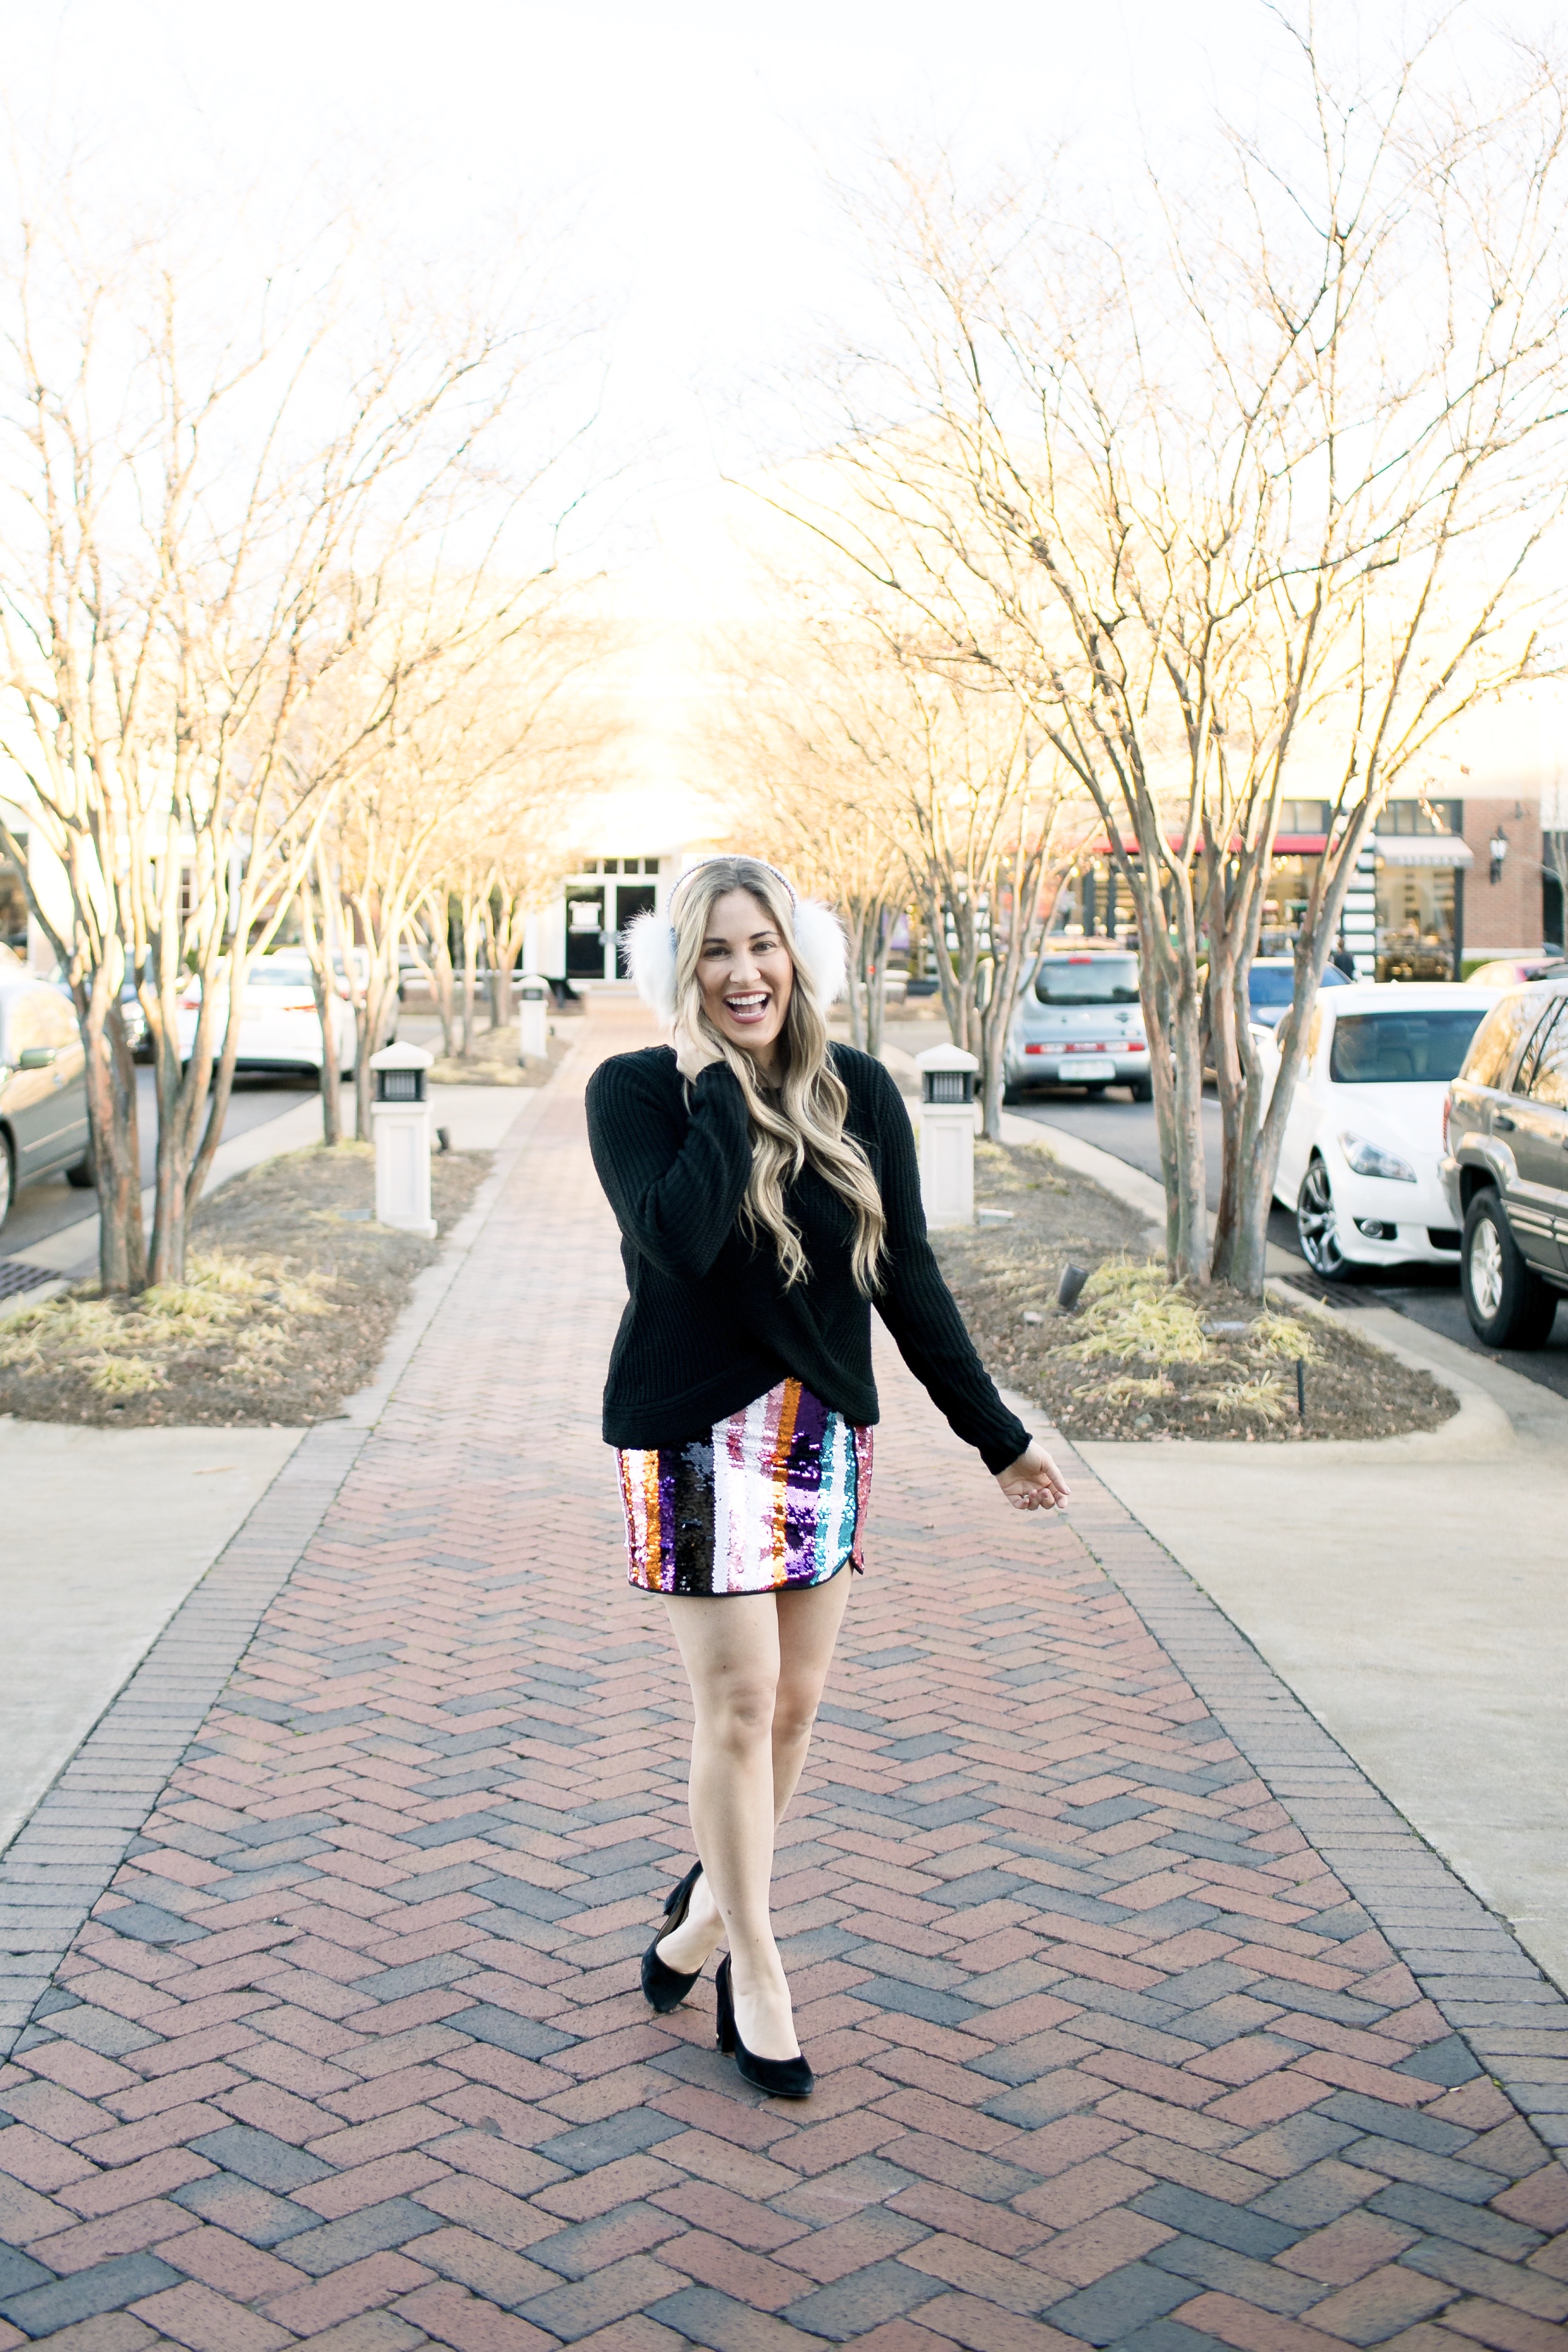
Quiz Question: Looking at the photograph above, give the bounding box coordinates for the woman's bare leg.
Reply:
[656,1569,852,2057]
[770,1568,854,1817]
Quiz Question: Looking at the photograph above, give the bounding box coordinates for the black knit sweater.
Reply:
[585,1044,1031,1474]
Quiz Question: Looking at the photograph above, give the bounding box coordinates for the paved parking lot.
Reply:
[1,1010,1565,2352]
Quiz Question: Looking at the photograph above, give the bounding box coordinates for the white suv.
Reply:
[1271,982,1493,1279]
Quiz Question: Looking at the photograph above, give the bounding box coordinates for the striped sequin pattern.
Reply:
[618,1378,873,1597]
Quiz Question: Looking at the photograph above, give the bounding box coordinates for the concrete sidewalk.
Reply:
[0,1081,544,1880]
[0,1002,1564,2352]
[1080,1320,1568,2002]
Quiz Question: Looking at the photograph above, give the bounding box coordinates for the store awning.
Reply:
[1373,833,1473,867]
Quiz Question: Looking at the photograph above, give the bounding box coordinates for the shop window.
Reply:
[1259,855,1320,953]
[0,850,27,951]
[1377,862,1455,981]
[1377,800,1463,836]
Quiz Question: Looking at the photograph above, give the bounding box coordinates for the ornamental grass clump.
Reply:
[1067,1259,1210,1366]
[0,1248,333,1398]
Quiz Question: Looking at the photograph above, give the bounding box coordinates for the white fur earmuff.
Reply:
[624,909,678,1022]
[790,898,848,1010]
[623,895,848,1027]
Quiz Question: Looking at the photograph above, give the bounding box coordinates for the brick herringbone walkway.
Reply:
[2,1010,1566,2352]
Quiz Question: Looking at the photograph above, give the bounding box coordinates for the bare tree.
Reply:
[715,600,1078,1132]
[785,22,1568,1287]
[0,196,591,1285]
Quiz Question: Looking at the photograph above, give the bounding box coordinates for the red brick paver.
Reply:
[2,1009,1566,2350]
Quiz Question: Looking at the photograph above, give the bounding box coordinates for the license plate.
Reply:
[1059,1057,1116,1081]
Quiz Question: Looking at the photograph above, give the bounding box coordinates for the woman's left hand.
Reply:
[995,1442,1071,1513]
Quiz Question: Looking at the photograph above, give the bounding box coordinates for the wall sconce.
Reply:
[1488,828,1509,885]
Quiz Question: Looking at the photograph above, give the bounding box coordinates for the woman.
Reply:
[586,857,1068,2099]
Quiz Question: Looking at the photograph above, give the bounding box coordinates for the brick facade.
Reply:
[1460,795,1547,957]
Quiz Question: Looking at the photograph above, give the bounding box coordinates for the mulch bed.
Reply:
[0,1143,488,1430]
[427,1030,573,1089]
[934,1139,1456,1444]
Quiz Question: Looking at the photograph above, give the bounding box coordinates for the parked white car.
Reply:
[177,956,356,1078]
[1271,981,1494,1278]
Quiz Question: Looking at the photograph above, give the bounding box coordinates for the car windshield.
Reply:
[247,965,314,990]
[1249,969,1294,1005]
[1329,1008,1485,1084]
[1034,954,1138,1006]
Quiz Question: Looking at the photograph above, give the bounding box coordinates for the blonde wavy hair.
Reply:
[671,858,886,1294]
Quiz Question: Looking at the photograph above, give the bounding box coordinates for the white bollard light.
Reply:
[369,1042,437,1237]
[517,971,551,1065]
[915,1046,979,1229]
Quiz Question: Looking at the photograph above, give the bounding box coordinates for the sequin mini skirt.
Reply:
[617,1377,873,1597]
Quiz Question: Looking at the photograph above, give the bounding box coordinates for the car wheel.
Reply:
[1129,1078,1154,1103]
[65,1144,97,1189]
[1082,1083,1108,1097]
[1460,1189,1558,1348]
[0,1130,13,1228]
[1297,1154,1350,1279]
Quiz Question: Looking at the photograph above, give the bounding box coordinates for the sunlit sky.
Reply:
[15,2,1562,843]
[19,0,1292,524]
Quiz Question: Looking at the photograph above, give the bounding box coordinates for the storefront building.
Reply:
[1458,793,1553,965]
[1050,793,1565,978]
[532,850,689,988]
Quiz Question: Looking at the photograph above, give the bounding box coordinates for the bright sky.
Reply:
[16,1,1560,843]
[22,0,1282,523]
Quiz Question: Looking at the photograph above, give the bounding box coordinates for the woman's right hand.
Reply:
[673,1019,725,1084]
[995,1442,1071,1512]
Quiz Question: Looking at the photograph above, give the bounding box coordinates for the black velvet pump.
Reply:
[714,1954,813,2099]
[640,1860,706,2014]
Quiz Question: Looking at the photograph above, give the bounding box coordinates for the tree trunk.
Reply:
[433,928,455,1054]
[1206,924,1246,1279]
[484,888,505,1029]
[865,907,889,1061]
[459,890,483,1057]
[497,936,523,1049]
[1130,875,1209,1285]
[977,834,1050,1144]
[844,905,868,1049]
[298,873,342,1148]
[352,956,398,1141]
[1219,811,1378,1294]
[80,975,147,1295]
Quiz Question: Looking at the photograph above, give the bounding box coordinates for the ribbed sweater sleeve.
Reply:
[863,1057,1032,1475]
[586,1054,753,1279]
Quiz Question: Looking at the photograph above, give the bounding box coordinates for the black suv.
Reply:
[1441,980,1568,1346]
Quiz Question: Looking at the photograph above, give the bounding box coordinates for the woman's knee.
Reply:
[771,1682,820,1752]
[697,1672,779,1750]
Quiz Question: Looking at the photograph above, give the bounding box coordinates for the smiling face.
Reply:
[695,888,795,1073]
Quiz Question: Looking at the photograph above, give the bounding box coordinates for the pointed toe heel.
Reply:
[640,1860,707,2016]
[714,1955,813,2099]
[641,1939,700,2014]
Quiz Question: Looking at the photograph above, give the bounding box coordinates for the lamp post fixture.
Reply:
[1489,828,1509,885]
[368,1041,436,1237]
[517,972,551,1065]
[915,1046,979,1229]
